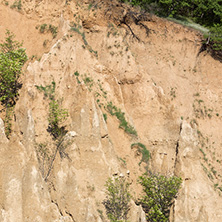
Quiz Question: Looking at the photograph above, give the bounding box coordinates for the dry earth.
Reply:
[0,0,222,221]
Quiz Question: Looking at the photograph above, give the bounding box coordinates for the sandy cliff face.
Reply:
[0,0,222,221]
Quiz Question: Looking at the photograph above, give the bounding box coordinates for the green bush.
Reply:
[121,0,222,26]
[103,177,131,222]
[138,173,182,222]
[0,30,27,137]
[48,99,68,139]
[207,25,222,51]
[0,30,27,106]
[35,82,68,140]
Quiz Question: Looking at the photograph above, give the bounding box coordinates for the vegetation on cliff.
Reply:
[103,173,182,222]
[120,0,222,60]
[35,82,69,181]
[103,177,131,222]
[138,173,182,222]
[0,30,28,137]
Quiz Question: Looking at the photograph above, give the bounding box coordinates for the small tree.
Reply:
[0,30,27,107]
[0,30,27,137]
[138,173,182,222]
[103,177,131,222]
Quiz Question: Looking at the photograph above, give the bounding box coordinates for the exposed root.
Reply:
[102,0,152,42]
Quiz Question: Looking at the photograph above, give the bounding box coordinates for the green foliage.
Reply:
[0,30,27,106]
[83,74,93,90]
[70,24,98,57]
[35,82,69,181]
[131,143,150,166]
[192,99,213,119]
[103,177,131,222]
[74,71,80,76]
[38,24,58,38]
[40,24,47,33]
[206,25,222,52]
[48,24,58,38]
[0,30,27,137]
[121,0,222,57]
[10,0,22,10]
[74,71,81,83]
[48,99,68,139]
[103,113,107,122]
[107,102,137,136]
[122,0,222,26]
[35,82,68,140]
[35,81,56,99]
[138,173,182,222]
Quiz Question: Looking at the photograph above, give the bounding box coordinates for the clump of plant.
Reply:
[131,143,150,166]
[4,1,9,6]
[36,82,68,139]
[83,74,94,91]
[35,81,69,181]
[39,24,47,33]
[170,87,176,100]
[70,23,98,57]
[103,113,107,122]
[0,30,28,137]
[37,24,58,38]
[10,0,22,10]
[48,24,58,38]
[107,102,137,136]
[192,99,213,119]
[202,25,222,61]
[138,173,182,222]
[103,177,131,222]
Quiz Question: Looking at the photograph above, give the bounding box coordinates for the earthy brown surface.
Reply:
[0,0,222,221]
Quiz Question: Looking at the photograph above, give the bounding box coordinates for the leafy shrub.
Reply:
[35,82,68,140]
[0,30,27,137]
[103,177,131,222]
[138,173,182,222]
[48,99,68,139]
[0,30,27,106]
